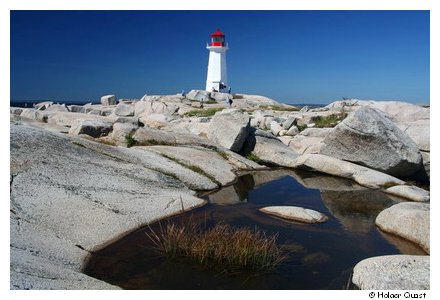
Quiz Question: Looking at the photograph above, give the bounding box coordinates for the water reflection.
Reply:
[84,169,424,289]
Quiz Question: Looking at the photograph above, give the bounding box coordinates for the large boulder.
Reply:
[207,109,250,152]
[136,100,179,116]
[376,202,430,254]
[186,89,211,102]
[114,102,135,117]
[139,113,173,129]
[69,119,113,138]
[210,91,232,102]
[100,95,116,106]
[320,107,422,177]
[242,129,299,167]
[46,112,106,128]
[110,122,139,146]
[352,255,429,290]
[132,126,177,145]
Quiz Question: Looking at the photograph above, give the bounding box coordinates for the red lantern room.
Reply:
[210,29,226,47]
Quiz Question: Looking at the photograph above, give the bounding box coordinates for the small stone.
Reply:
[384,185,429,202]
[259,206,328,224]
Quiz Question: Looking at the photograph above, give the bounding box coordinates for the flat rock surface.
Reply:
[146,145,237,186]
[352,255,430,290]
[292,154,405,189]
[376,202,430,253]
[259,206,329,223]
[10,123,205,289]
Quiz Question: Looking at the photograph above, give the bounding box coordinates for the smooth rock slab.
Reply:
[147,145,237,186]
[384,185,430,202]
[376,202,430,253]
[10,123,205,289]
[292,154,405,189]
[352,255,430,290]
[259,206,329,224]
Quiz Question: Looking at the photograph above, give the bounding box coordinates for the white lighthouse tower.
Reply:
[205,29,229,93]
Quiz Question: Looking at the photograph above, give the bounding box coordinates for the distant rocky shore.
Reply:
[10,90,430,289]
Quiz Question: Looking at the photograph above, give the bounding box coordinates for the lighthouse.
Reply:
[205,29,229,93]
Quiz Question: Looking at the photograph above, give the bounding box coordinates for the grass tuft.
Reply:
[125,134,137,148]
[296,124,308,132]
[184,108,223,117]
[145,220,286,272]
[246,153,263,163]
[311,113,347,128]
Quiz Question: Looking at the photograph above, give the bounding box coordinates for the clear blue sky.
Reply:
[10,10,429,104]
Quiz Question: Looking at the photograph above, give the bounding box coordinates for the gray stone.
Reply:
[186,89,211,102]
[147,145,237,186]
[320,107,422,177]
[101,95,116,106]
[210,91,232,102]
[243,130,299,168]
[398,120,430,152]
[384,185,429,202]
[282,116,297,130]
[45,104,69,112]
[114,102,135,117]
[139,113,172,129]
[47,112,106,128]
[10,123,205,289]
[35,110,56,123]
[34,101,54,110]
[292,154,405,189]
[270,120,283,136]
[133,126,176,145]
[111,122,138,146]
[10,107,23,115]
[285,125,299,136]
[352,255,429,290]
[259,206,329,223]
[68,105,86,113]
[69,119,113,138]
[207,109,250,152]
[376,202,430,253]
[300,127,332,138]
[299,105,309,112]
[288,135,323,155]
[20,108,37,120]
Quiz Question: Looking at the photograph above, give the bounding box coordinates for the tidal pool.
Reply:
[84,169,426,289]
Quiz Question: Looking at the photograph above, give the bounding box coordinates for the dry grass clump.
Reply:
[146,221,286,272]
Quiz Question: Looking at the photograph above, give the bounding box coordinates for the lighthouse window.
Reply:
[213,37,223,42]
